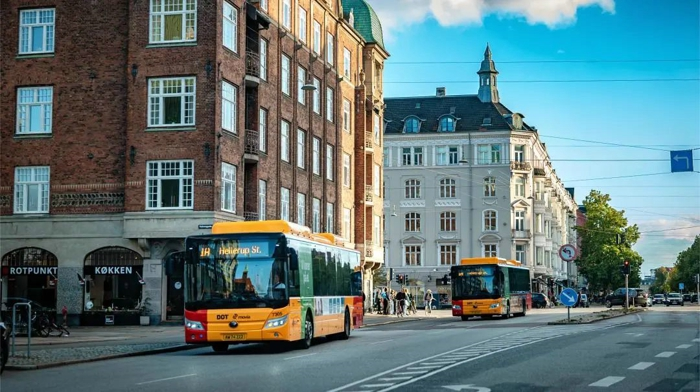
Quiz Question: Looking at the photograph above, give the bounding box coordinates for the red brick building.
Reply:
[0,0,388,324]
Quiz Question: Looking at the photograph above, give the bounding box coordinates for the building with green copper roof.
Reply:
[342,0,386,50]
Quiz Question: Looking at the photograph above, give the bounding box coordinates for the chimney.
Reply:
[436,87,446,97]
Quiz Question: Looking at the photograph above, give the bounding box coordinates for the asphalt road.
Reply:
[2,307,698,392]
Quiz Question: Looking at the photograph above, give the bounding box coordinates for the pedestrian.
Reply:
[61,305,68,327]
[424,289,433,316]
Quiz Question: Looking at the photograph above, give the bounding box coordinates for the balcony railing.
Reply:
[245,51,261,78]
[511,229,532,239]
[364,185,374,204]
[244,211,259,221]
[365,131,373,150]
[510,161,531,171]
[245,129,259,154]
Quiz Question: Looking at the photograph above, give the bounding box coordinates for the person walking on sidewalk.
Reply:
[424,290,433,316]
[395,289,406,317]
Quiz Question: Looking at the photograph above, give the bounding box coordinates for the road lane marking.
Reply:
[676,344,692,349]
[370,339,395,345]
[628,362,655,370]
[284,353,317,360]
[362,384,394,388]
[693,338,700,342]
[406,365,442,370]
[136,374,197,385]
[393,371,429,376]
[655,351,676,358]
[378,377,413,381]
[589,376,625,387]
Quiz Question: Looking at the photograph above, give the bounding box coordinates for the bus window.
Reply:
[287,248,300,297]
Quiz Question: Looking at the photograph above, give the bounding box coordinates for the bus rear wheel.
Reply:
[337,309,351,340]
[460,316,470,321]
[299,312,314,350]
[212,343,229,353]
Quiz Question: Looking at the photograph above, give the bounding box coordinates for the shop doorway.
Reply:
[165,251,185,320]
[83,247,144,312]
[1,247,58,311]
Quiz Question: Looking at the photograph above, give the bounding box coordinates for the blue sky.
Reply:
[367,0,700,275]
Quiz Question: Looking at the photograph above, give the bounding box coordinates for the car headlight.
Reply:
[489,303,500,309]
[264,315,288,329]
[185,318,205,331]
[452,305,462,310]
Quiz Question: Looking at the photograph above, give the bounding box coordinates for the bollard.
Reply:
[11,303,31,357]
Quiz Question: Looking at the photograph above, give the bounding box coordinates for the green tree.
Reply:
[649,267,672,294]
[576,190,643,293]
[372,267,388,287]
[668,236,700,293]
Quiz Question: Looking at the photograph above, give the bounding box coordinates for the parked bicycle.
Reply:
[0,320,9,374]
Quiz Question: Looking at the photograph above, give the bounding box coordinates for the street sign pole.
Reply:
[625,273,629,310]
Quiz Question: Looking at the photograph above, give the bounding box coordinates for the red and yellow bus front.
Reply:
[452,297,509,317]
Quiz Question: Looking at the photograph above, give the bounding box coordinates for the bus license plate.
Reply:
[222,333,246,341]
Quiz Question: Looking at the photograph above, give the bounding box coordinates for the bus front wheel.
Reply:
[299,312,314,350]
[212,343,229,353]
[460,316,470,321]
[503,304,511,319]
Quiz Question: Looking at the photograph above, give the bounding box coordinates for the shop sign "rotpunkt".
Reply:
[8,266,58,275]
[93,266,134,275]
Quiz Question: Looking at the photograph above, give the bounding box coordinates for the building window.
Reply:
[297,193,306,226]
[484,177,496,197]
[326,87,334,122]
[383,148,390,167]
[326,32,334,65]
[221,162,236,213]
[536,213,543,233]
[439,117,455,132]
[536,246,544,266]
[404,245,422,266]
[312,78,321,114]
[439,244,457,265]
[146,160,194,210]
[404,179,421,199]
[343,47,351,79]
[16,86,53,134]
[259,108,267,152]
[280,120,290,162]
[326,202,334,233]
[281,55,291,95]
[260,0,268,12]
[221,80,237,133]
[440,212,456,232]
[19,8,55,55]
[223,2,238,52]
[515,244,525,265]
[342,153,351,187]
[297,128,306,169]
[260,39,268,80]
[483,210,497,232]
[436,146,459,166]
[373,215,381,244]
[477,144,502,164]
[515,210,525,231]
[149,0,197,43]
[297,66,306,105]
[404,212,421,232]
[514,145,524,162]
[148,77,196,127]
[343,208,351,239]
[515,176,525,197]
[326,144,333,180]
[342,99,351,132]
[13,166,50,213]
[403,118,419,133]
[401,147,423,166]
[280,187,290,221]
[258,180,267,220]
[298,7,307,43]
[282,0,291,29]
[483,244,497,258]
[313,21,321,54]
[373,164,381,195]
[373,114,381,143]
[439,178,456,198]
[312,198,321,232]
[312,137,321,175]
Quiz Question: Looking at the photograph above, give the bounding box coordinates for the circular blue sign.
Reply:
[559,288,579,307]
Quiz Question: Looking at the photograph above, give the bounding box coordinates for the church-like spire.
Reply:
[477,43,500,103]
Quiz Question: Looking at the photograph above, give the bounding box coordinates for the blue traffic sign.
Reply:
[670,150,694,173]
[559,288,579,307]
[679,282,685,290]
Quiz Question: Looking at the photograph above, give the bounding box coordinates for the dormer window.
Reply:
[404,117,420,133]
[482,116,492,126]
[439,116,455,132]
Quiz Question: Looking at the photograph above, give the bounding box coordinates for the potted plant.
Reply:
[139,297,152,326]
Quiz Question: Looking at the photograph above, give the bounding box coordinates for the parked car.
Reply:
[652,294,665,304]
[645,296,653,307]
[691,294,698,303]
[666,292,684,306]
[682,294,692,302]
[604,288,648,308]
[531,293,550,309]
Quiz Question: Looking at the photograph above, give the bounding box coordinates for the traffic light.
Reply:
[694,274,699,284]
[622,260,630,275]
[395,274,401,284]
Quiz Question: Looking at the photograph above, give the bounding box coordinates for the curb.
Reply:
[6,344,203,371]
[547,308,646,325]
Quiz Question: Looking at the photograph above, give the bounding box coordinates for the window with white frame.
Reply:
[343,208,351,239]
[221,80,237,133]
[373,215,381,244]
[439,244,458,265]
[439,178,456,198]
[221,162,236,212]
[16,87,53,134]
[313,21,321,54]
[148,77,196,127]
[514,176,525,197]
[342,153,351,187]
[373,164,380,195]
[401,147,423,166]
[404,212,421,232]
[440,211,456,232]
[342,99,351,132]
[436,146,459,165]
[483,210,497,231]
[404,245,422,266]
[312,198,321,232]
[146,160,194,209]
[259,108,267,152]
[326,32,334,64]
[282,0,291,29]
[280,187,290,220]
[298,7,307,43]
[514,145,524,162]
[297,66,306,105]
[312,137,321,175]
[483,244,497,257]
[536,246,544,265]
[281,55,290,95]
[260,38,268,80]
[404,179,421,199]
[439,117,455,132]
[536,213,543,233]
[477,144,501,164]
[297,192,306,225]
[258,179,267,220]
[484,176,496,197]
[515,244,526,265]
[343,47,351,79]
[312,78,321,114]
[326,87,334,122]
[403,118,420,133]
[260,0,268,12]
[515,210,525,231]
[326,144,333,180]
[223,2,238,52]
[326,202,334,233]
[297,128,306,169]
[19,8,55,55]
[383,148,390,167]
[149,0,197,43]
[373,114,381,143]
[14,166,50,213]
[281,120,290,162]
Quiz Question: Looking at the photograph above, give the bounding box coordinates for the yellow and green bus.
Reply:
[451,257,531,321]
[183,220,363,352]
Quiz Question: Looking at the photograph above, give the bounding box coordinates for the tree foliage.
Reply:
[372,267,387,287]
[576,190,643,293]
[649,268,672,294]
[668,236,700,293]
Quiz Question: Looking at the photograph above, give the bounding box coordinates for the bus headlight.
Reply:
[185,318,205,331]
[264,315,288,329]
[489,303,500,309]
[452,305,462,310]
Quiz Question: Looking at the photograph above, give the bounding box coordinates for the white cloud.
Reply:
[367,0,616,40]
[638,217,700,240]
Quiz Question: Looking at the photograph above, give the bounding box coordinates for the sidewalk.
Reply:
[361,309,453,327]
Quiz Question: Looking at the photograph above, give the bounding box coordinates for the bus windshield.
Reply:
[184,236,288,311]
[452,265,502,300]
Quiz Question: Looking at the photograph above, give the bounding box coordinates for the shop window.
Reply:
[1,247,58,310]
[83,247,144,312]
